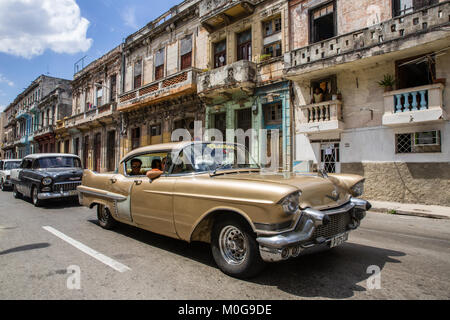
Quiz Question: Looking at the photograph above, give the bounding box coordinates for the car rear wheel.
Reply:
[97,204,117,230]
[211,216,265,279]
[13,185,22,199]
[32,186,44,207]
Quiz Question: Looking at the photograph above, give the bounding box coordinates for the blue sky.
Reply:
[0,0,181,111]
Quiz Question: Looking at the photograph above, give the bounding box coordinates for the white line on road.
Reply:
[42,226,131,273]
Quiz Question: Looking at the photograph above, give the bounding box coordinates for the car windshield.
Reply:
[4,161,21,170]
[36,157,82,169]
[171,143,260,174]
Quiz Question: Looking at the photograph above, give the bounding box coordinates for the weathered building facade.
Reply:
[285,0,450,205]
[198,0,293,170]
[0,111,5,159]
[55,45,122,172]
[1,75,72,159]
[118,0,207,159]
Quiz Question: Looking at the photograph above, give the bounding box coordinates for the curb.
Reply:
[369,207,450,220]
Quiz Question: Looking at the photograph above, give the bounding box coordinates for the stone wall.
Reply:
[342,162,450,206]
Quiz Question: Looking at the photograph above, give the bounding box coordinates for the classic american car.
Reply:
[78,141,371,278]
[10,153,83,207]
[0,159,22,191]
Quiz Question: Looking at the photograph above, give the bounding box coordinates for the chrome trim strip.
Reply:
[77,186,127,202]
[54,181,82,185]
[38,190,78,200]
[143,190,275,205]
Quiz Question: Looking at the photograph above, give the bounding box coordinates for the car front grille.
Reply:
[312,210,352,240]
[54,182,82,193]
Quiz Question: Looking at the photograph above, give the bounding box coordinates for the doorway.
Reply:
[94,133,101,172]
[320,142,340,173]
[107,131,116,172]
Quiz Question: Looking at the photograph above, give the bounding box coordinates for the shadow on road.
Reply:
[87,219,216,267]
[248,243,405,299]
[87,219,405,298]
[0,243,51,256]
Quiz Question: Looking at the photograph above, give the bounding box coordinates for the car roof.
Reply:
[1,159,22,162]
[24,153,81,160]
[121,141,242,162]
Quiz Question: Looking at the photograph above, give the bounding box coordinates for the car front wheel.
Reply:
[211,217,265,279]
[32,186,44,207]
[97,204,117,230]
[13,185,22,199]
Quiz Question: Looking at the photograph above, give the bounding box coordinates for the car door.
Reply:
[130,175,176,237]
[126,152,177,238]
[18,159,33,196]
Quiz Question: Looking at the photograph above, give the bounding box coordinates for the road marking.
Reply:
[42,226,131,273]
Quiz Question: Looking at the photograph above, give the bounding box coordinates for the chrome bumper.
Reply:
[38,190,79,200]
[257,198,371,262]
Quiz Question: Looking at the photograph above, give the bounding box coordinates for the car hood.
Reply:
[212,172,351,209]
[37,168,84,182]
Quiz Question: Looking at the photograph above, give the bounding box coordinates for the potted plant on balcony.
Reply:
[377,74,396,92]
[260,54,272,62]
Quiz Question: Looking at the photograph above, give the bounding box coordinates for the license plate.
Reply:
[329,232,349,248]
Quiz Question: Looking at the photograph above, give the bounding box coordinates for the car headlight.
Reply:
[280,191,301,214]
[351,180,365,197]
[42,177,53,186]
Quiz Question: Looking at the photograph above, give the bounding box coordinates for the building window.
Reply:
[96,83,103,107]
[263,42,282,59]
[110,75,117,102]
[131,127,141,150]
[214,40,227,68]
[310,76,337,103]
[310,1,336,43]
[264,102,283,125]
[263,17,281,37]
[393,0,438,17]
[150,124,161,137]
[134,61,142,89]
[86,88,92,110]
[237,30,252,61]
[155,49,165,81]
[180,35,192,70]
[396,55,435,90]
[396,131,441,153]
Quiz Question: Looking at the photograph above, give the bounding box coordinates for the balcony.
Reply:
[118,68,199,112]
[382,83,447,127]
[197,60,256,99]
[15,108,30,120]
[199,0,257,32]
[285,1,450,77]
[34,125,55,139]
[62,103,117,131]
[296,100,344,134]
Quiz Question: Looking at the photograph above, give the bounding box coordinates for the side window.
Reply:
[171,148,195,175]
[124,152,170,177]
[0,161,3,170]
[32,160,40,170]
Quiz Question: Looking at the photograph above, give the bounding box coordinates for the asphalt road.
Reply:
[0,190,449,300]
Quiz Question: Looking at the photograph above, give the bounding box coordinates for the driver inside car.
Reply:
[129,159,143,176]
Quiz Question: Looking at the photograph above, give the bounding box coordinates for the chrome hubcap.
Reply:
[33,189,38,204]
[219,226,247,265]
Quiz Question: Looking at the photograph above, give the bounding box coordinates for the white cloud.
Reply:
[122,6,139,29]
[0,0,93,59]
[0,74,14,87]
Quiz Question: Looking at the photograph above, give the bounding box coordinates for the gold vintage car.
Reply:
[78,141,371,278]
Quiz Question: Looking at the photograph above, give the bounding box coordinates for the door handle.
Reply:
[134,180,142,186]
[110,178,117,184]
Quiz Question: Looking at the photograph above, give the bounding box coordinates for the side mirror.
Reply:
[146,170,163,181]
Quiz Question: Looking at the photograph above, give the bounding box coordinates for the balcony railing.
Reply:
[382,83,447,126]
[62,103,117,129]
[118,68,199,110]
[199,0,257,26]
[297,100,344,134]
[285,1,450,73]
[197,60,256,96]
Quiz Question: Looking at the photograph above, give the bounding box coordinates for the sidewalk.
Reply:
[369,200,450,220]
